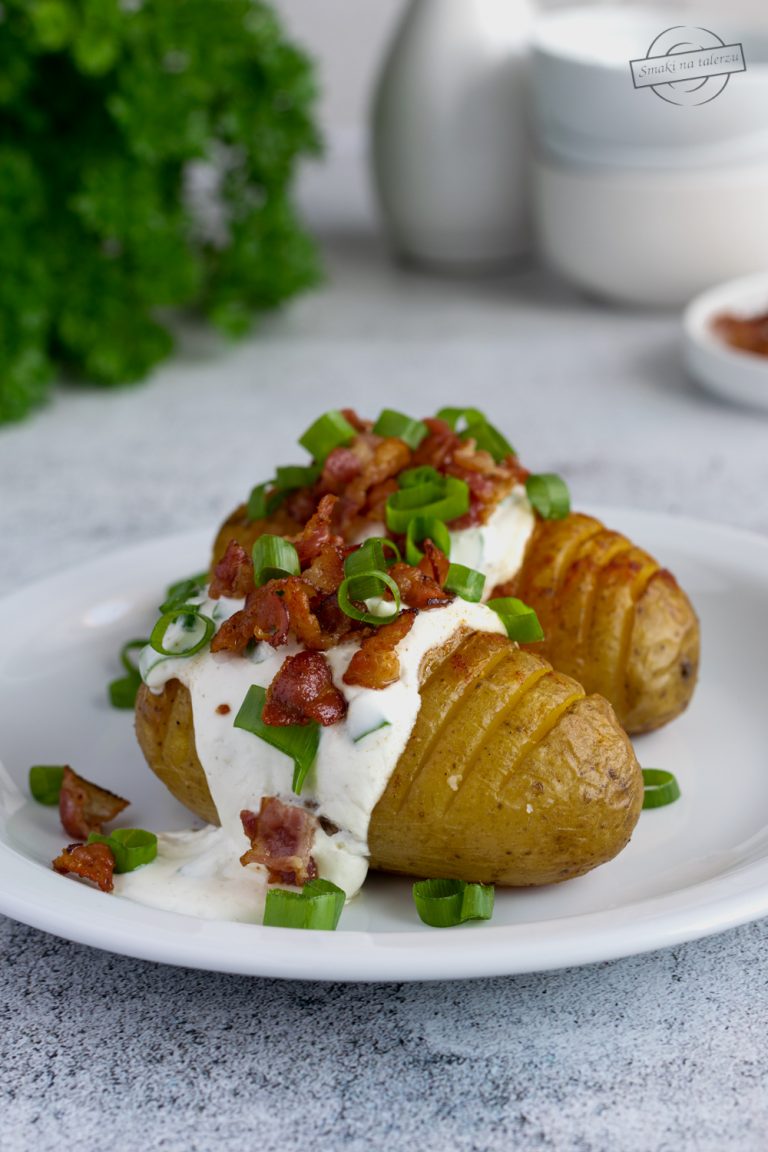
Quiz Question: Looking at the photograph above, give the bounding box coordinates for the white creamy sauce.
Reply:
[118,490,535,922]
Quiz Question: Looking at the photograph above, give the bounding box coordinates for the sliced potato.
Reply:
[135,633,643,887]
[498,513,700,734]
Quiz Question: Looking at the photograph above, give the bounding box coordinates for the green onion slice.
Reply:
[299,410,357,464]
[344,538,400,580]
[436,407,486,433]
[159,572,208,614]
[405,516,452,566]
[353,719,391,743]
[87,828,158,873]
[398,465,442,489]
[412,878,495,928]
[149,606,215,658]
[445,564,486,603]
[372,409,429,449]
[108,638,149,710]
[263,878,345,931]
[386,475,469,534]
[246,481,286,523]
[462,419,515,462]
[337,571,401,626]
[234,685,319,795]
[486,597,544,643]
[642,769,681,810]
[251,535,300,585]
[526,473,571,520]
[275,464,321,490]
[29,765,66,806]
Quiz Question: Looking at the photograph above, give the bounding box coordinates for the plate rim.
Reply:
[2,507,768,982]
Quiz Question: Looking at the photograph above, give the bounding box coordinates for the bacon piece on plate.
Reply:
[263,652,347,727]
[209,539,254,600]
[59,767,129,841]
[389,562,453,610]
[240,798,318,886]
[52,842,116,893]
[343,608,417,690]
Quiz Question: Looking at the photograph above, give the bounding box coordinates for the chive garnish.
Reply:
[642,769,681,809]
[29,765,66,806]
[263,878,345,930]
[526,473,571,521]
[234,685,319,795]
[412,878,495,927]
[486,597,544,643]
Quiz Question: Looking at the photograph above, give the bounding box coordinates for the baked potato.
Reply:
[136,632,643,887]
[497,513,700,735]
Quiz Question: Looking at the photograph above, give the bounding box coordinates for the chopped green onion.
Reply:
[246,481,286,522]
[263,878,345,930]
[445,564,486,603]
[436,407,486,433]
[398,465,442,489]
[251,535,301,585]
[642,769,681,810]
[343,538,400,579]
[149,606,215,658]
[337,571,402,626]
[353,719,391,743]
[159,572,208,614]
[275,464,321,490]
[526,473,571,520]
[234,685,319,795]
[386,475,469,534]
[108,638,148,710]
[87,829,158,873]
[299,410,357,464]
[405,516,452,565]
[29,765,66,806]
[372,409,429,449]
[486,597,544,643]
[462,419,515,462]
[412,878,495,927]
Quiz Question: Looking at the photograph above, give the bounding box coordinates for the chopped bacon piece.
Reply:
[211,582,291,653]
[281,577,333,651]
[302,543,345,595]
[59,767,129,841]
[313,590,357,644]
[322,446,363,489]
[418,539,450,587]
[346,438,412,510]
[283,486,319,526]
[240,798,318,885]
[52,842,115,893]
[343,608,417,690]
[293,494,344,566]
[263,652,347,727]
[340,408,370,434]
[209,539,254,600]
[389,562,454,610]
[412,417,463,470]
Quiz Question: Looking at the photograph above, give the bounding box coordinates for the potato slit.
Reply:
[438,665,552,816]
[563,535,637,694]
[391,639,521,816]
[498,689,586,798]
[602,558,660,721]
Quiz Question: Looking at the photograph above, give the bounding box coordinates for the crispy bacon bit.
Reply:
[322,446,364,490]
[340,408,370,434]
[212,583,291,653]
[343,608,417,690]
[389,562,454,610]
[240,798,318,885]
[418,539,451,587]
[209,540,254,600]
[59,767,129,841]
[280,577,334,651]
[216,703,231,715]
[293,494,344,567]
[263,652,347,727]
[302,543,345,595]
[52,842,115,893]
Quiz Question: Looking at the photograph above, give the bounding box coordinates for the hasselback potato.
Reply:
[136,632,643,888]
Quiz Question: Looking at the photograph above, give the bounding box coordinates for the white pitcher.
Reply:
[371,0,535,268]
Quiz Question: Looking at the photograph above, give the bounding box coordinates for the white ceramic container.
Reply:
[371,0,535,268]
[684,272,768,411]
[534,153,768,308]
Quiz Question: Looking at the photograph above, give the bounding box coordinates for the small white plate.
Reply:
[2,510,768,982]
[684,271,768,411]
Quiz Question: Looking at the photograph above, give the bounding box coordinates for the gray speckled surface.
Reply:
[2,157,768,1150]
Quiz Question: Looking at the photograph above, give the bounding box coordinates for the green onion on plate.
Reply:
[412,877,495,927]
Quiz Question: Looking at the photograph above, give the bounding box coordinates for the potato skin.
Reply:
[135,633,643,887]
[212,503,301,572]
[497,513,700,734]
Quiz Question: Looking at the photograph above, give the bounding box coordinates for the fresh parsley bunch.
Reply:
[0,0,321,422]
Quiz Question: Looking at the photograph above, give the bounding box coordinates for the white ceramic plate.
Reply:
[684,272,768,411]
[2,509,768,982]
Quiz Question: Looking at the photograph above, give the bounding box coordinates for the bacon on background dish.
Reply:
[240,799,318,886]
[52,842,116,893]
[59,766,129,841]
